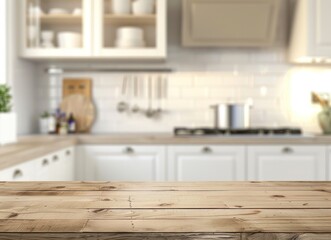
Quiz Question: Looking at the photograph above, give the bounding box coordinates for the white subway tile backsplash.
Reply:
[38,55,331,134]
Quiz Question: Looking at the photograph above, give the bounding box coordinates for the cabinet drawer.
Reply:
[82,145,166,181]
[168,145,246,181]
[248,146,327,181]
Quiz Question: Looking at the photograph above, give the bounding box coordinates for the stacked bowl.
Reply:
[115,27,146,48]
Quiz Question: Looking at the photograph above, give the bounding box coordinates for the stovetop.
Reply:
[174,127,303,137]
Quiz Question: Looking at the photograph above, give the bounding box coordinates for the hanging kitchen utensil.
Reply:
[155,75,163,117]
[131,76,140,113]
[60,94,95,133]
[146,75,154,118]
[117,75,129,113]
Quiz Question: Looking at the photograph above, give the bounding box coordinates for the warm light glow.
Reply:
[287,67,331,132]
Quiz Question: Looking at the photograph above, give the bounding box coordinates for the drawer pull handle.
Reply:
[53,155,59,162]
[202,147,212,154]
[282,147,293,154]
[42,159,49,166]
[124,147,134,154]
[13,170,23,179]
[66,150,71,156]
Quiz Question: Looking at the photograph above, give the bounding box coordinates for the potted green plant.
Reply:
[0,84,17,145]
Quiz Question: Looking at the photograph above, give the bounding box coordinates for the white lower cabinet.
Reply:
[0,147,75,181]
[49,147,75,181]
[82,145,166,181]
[248,146,327,181]
[0,160,36,181]
[168,145,246,181]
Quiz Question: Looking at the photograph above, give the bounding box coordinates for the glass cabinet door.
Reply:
[94,0,166,59]
[22,0,92,58]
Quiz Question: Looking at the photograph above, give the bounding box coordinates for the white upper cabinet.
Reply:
[21,0,92,59]
[248,146,327,181]
[168,145,246,181]
[182,0,281,47]
[289,0,331,63]
[93,0,167,59]
[20,0,167,59]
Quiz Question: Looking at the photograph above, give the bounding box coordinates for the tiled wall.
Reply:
[38,60,331,134]
[36,0,331,134]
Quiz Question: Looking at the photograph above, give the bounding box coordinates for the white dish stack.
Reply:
[115,27,146,48]
[111,0,155,15]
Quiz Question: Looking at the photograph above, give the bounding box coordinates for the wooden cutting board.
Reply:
[60,94,95,133]
[62,78,92,100]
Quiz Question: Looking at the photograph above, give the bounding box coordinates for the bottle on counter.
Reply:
[67,113,76,134]
[59,113,68,135]
[48,114,57,135]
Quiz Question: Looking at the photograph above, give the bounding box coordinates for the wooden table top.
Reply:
[0,181,331,235]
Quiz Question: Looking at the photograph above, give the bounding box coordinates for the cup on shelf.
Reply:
[58,32,82,48]
[41,31,55,48]
[111,0,131,14]
[132,0,155,15]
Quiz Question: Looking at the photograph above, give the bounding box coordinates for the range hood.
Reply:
[182,0,281,47]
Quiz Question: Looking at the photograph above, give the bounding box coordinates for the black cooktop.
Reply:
[174,128,302,136]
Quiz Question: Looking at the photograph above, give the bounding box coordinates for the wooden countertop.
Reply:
[0,181,331,239]
[1,133,331,171]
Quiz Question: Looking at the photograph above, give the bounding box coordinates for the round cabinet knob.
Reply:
[282,147,294,154]
[13,169,23,179]
[202,147,213,154]
[66,150,71,156]
[42,159,49,167]
[124,147,134,154]
[52,155,59,162]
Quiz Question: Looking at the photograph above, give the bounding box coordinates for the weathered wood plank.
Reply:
[0,182,331,234]
[243,233,331,240]
[0,233,241,240]
[83,219,331,233]
[1,190,331,209]
[1,182,331,192]
[0,220,87,232]
[1,209,331,222]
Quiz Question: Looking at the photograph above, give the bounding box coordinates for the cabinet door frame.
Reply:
[93,0,167,59]
[20,0,93,59]
[247,145,327,181]
[168,145,246,181]
[82,145,167,181]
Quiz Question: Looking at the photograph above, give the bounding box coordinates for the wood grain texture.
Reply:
[0,233,240,240]
[62,78,92,100]
[243,233,331,240]
[0,182,331,234]
[1,181,331,192]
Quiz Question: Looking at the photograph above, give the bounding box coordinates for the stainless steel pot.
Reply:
[211,103,251,129]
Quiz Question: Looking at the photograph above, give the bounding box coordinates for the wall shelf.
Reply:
[104,15,156,25]
[37,15,82,24]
